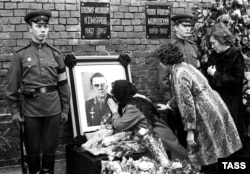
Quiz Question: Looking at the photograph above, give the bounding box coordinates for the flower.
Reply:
[171,161,183,169]
[192,0,250,62]
[137,128,148,137]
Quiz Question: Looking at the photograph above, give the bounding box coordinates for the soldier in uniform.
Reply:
[5,10,70,174]
[158,14,200,149]
[171,14,200,68]
[85,72,112,126]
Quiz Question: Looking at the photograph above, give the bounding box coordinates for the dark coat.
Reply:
[204,46,245,123]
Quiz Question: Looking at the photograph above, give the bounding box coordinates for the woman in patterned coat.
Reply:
[155,42,242,168]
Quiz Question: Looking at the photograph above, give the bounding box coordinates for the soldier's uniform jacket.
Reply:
[6,40,70,117]
[85,94,112,126]
[173,35,200,68]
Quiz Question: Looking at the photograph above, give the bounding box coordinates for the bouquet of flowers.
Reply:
[192,0,250,138]
[102,156,161,174]
[136,128,171,168]
[192,0,250,63]
[101,157,201,174]
[82,127,201,173]
[81,128,147,160]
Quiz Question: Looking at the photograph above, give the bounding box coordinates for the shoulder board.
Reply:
[46,44,61,54]
[15,44,31,53]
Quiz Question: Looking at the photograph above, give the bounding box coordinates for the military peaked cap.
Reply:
[171,14,194,23]
[24,10,51,24]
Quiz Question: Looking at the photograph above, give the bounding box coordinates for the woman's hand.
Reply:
[107,98,119,114]
[187,130,196,147]
[156,103,172,111]
[207,65,216,76]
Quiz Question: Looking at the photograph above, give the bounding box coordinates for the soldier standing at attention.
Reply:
[158,14,200,149]
[6,10,71,174]
[171,14,200,69]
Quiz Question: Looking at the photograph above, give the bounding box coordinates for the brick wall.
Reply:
[0,0,209,167]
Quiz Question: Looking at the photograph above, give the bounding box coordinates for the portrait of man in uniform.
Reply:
[85,72,112,126]
[67,56,131,135]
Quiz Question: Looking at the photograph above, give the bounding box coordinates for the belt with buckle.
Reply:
[35,86,57,94]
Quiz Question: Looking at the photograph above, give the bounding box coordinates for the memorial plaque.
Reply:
[146,5,171,39]
[80,2,110,39]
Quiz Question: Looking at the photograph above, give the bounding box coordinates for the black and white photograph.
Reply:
[67,55,131,136]
[1,0,250,174]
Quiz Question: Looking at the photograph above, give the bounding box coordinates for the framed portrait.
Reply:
[66,55,132,137]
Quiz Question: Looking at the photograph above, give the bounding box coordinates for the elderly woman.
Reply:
[107,80,187,161]
[155,41,242,169]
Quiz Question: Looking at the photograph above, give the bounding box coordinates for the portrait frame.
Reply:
[66,55,132,137]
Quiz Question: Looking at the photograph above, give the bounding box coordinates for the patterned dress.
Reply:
[171,62,242,166]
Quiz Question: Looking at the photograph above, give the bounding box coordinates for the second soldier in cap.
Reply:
[171,14,200,69]
[157,14,201,150]
[6,9,71,174]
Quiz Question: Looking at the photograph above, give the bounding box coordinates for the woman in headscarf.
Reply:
[155,41,242,172]
[107,79,187,161]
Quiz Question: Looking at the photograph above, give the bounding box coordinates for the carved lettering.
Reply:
[147,9,156,15]
[85,28,95,34]
[84,16,107,25]
[148,18,169,25]
[95,7,109,14]
[96,28,107,34]
[160,28,168,34]
[81,7,94,13]
[81,2,111,39]
[149,28,158,34]
[157,9,170,15]
[146,5,171,38]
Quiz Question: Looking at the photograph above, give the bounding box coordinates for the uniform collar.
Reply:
[93,93,110,104]
[174,34,186,44]
[30,40,46,49]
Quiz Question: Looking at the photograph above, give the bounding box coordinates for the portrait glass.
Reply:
[67,55,131,136]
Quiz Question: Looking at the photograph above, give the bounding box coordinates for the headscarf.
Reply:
[111,80,160,126]
[111,80,137,104]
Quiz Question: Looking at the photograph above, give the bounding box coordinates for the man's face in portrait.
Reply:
[92,77,108,99]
